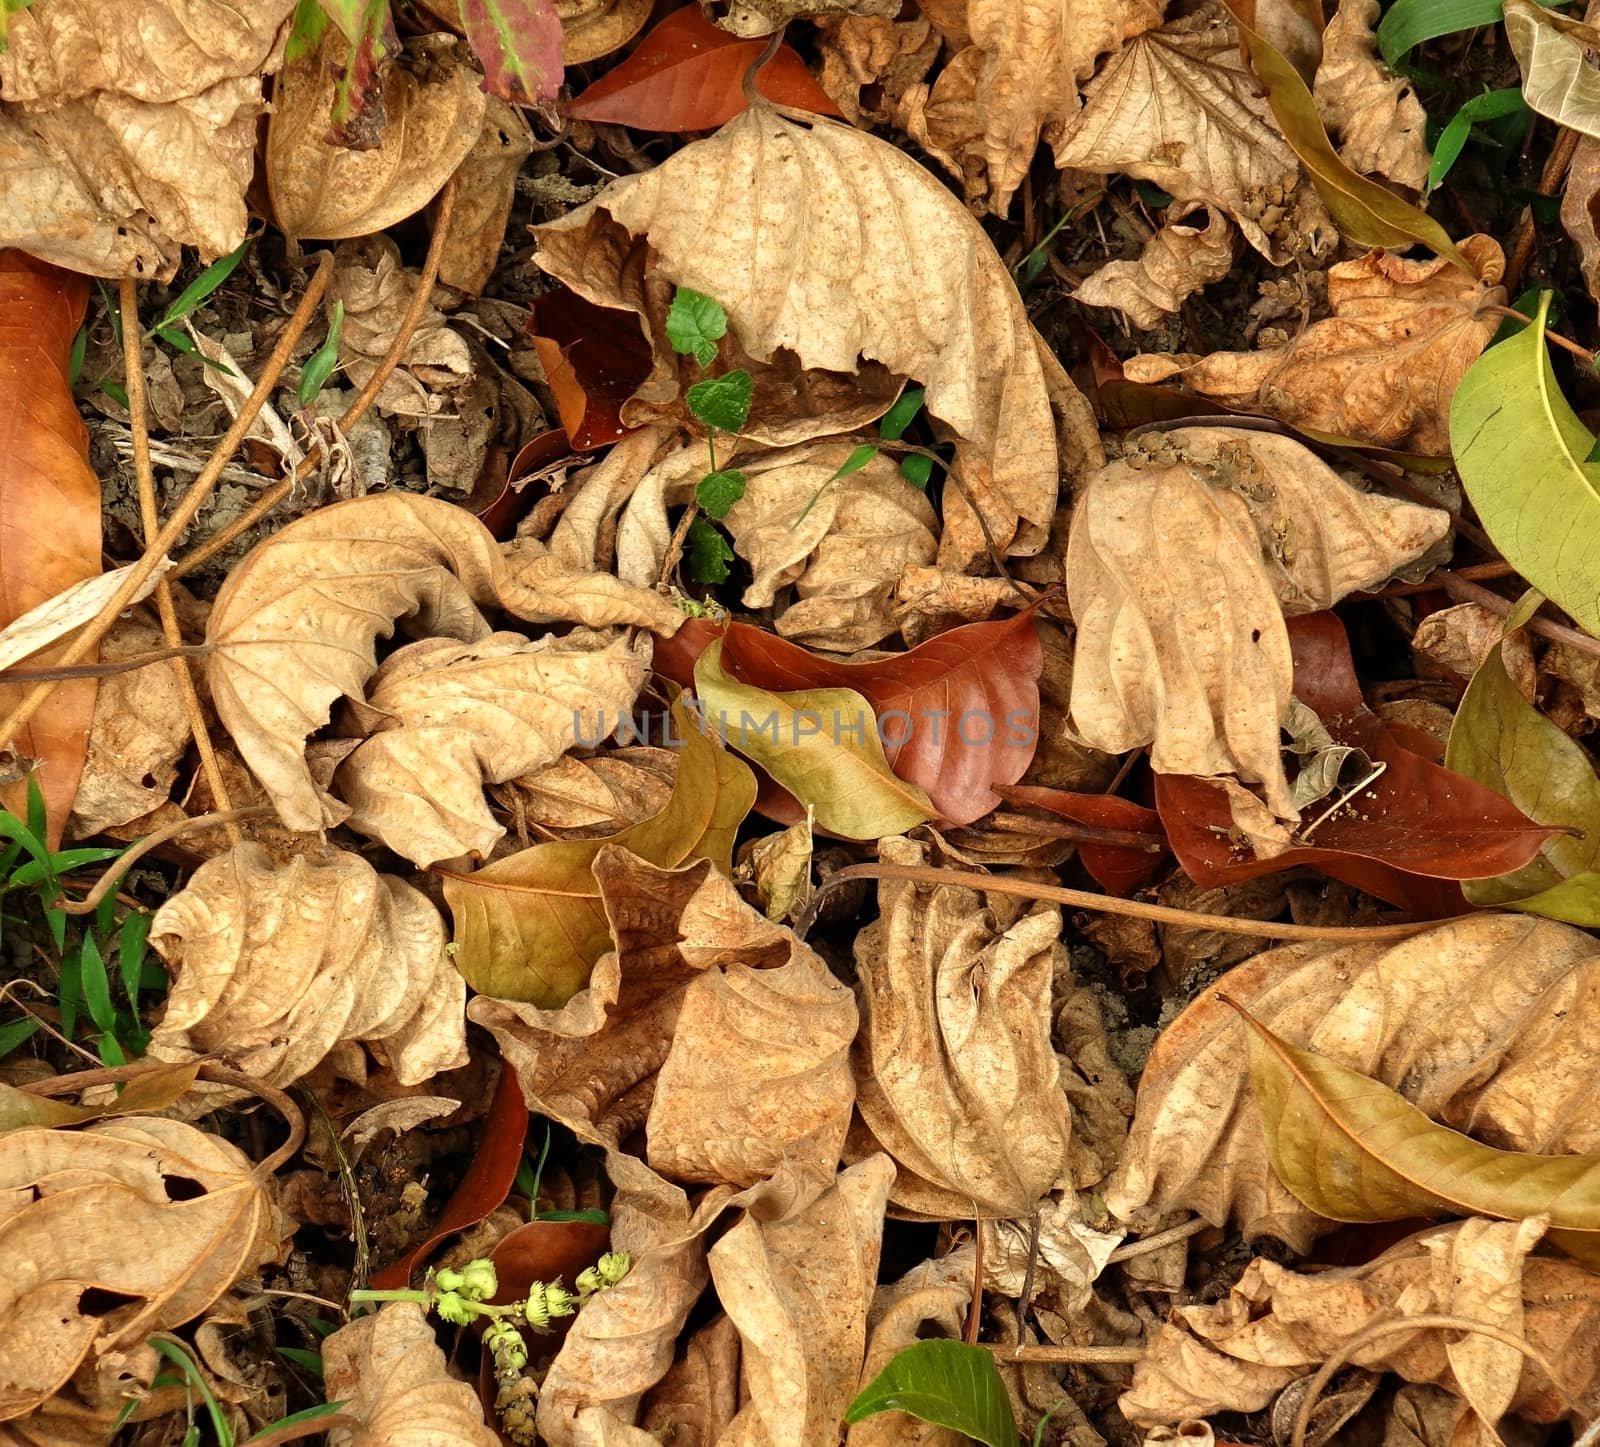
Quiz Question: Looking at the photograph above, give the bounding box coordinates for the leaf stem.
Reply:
[1485,303,1598,367]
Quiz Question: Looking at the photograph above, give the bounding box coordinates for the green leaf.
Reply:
[80,932,116,1035]
[879,387,926,442]
[686,370,752,433]
[272,1347,325,1377]
[244,1401,350,1440]
[1451,292,1600,639]
[844,1340,1018,1447]
[537,1207,611,1223]
[100,380,129,410]
[831,444,879,481]
[666,287,728,368]
[0,1017,40,1059]
[299,300,345,406]
[150,1339,234,1447]
[68,324,87,387]
[685,517,735,583]
[155,240,251,331]
[1427,88,1528,194]
[119,910,152,1006]
[693,640,935,840]
[695,468,747,519]
[284,0,330,63]
[1446,640,1600,921]
[1379,0,1507,63]
[900,453,933,489]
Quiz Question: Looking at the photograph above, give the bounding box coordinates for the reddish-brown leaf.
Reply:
[564,4,842,131]
[0,252,100,847]
[1155,612,1558,914]
[654,612,1043,826]
[461,0,563,105]
[994,783,1167,895]
[1080,324,1225,430]
[528,288,653,451]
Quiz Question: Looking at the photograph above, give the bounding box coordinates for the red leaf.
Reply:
[528,288,653,450]
[1155,613,1559,914]
[565,5,841,131]
[461,0,564,104]
[0,252,100,848]
[367,1065,529,1289]
[994,784,1167,896]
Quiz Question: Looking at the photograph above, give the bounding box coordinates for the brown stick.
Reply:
[1440,572,1600,658]
[988,1344,1146,1365]
[0,643,211,684]
[1357,560,1515,600]
[1505,126,1581,293]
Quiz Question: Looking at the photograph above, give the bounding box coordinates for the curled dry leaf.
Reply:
[323,1303,499,1447]
[708,1154,897,1446]
[1312,0,1430,191]
[1073,202,1236,330]
[1067,426,1449,816]
[559,0,653,63]
[847,836,1072,1218]
[714,0,899,40]
[637,1314,742,1446]
[1561,134,1600,303]
[148,841,469,1093]
[205,493,679,833]
[266,33,486,241]
[1505,0,1600,141]
[1124,235,1506,454]
[500,747,677,841]
[814,15,941,128]
[1105,912,1600,1249]
[533,105,1069,570]
[334,629,651,867]
[0,1117,280,1420]
[436,97,534,295]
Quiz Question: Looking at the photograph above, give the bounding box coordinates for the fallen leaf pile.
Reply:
[8,0,1600,1443]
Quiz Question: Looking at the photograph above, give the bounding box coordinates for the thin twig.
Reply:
[1106,1217,1211,1264]
[966,1220,985,1345]
[1357,561,1515,601]
[1506,126,1580,293]
[1439,572,1600,658]
[172,177,459,579]
[0,252,334,754]
[988,1344,1146,1365]
[1015,1210,1041,1347]
[1485,303,1597,367]
[199,1062,307,1176]
[119,276,239,841]
[0,977,100,1066]
[790,863,1456,943]
[0,643,210,683]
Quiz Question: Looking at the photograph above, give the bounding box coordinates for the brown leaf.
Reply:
[559,0,653,62]
[0,1117,281,1419]
[433,97,534,295]
[1074,202,1237,330]
[714,0,899,38]
[148,841,468,1094]
[0,1060,201,1131]
[707,1154,896,1446]
[1066,426,1449,816]
[1124,236,1506,454]
[0,253,100,845]
[499,747,677,841]
[1561,134,1600,303]
[266,33,486,242]
[848,836,1072,1218]
[1312,0,1430,191]
[815,15,941,128]
[323,1303,499,1447]
[638,1315,741,1447]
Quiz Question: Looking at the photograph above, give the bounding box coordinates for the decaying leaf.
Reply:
[436,96,534,295]
[1312,0,1431,191]
[532,104,1071,569]
[1125,235,1505,454]
[848,836,1071,1219]
[500,747,678,841]
[558,0,653,63]
[1073,202,1236,330]
[0,1117,280,1420]
[739,812,814,922]
[637,1314,742,1446]
[0,1060,200,1132]
[334,629,651,867]
[1561,133,1600,302]
[323,1303,499,1447]
[1505,0,1600,140]
[714,0,900,40]
[1067,426,1449,816]
[148,841,469,1092]
[814,15,941,128]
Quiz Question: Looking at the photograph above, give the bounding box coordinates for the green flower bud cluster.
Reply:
[575,1251,632,1297]
[523,1280,580,1331]
[483,1318,528,1377]
[430,1259,499,1323]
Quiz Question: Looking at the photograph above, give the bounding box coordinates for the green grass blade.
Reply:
[156,240,251,330]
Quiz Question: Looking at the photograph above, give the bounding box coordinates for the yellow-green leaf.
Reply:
[693,640,934,840]
[1219,0,1470,269]
[0,1060,202,1132]
[1451,292,1600,640]
[439,694,755,1004]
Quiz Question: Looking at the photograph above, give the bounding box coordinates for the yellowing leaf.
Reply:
[1451,292,1600,639]
[693,639,934,840]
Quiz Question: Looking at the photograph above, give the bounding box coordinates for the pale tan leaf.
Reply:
[1073,202,1236,329]
[558,0,653,62]
[0,1117,280,1419]
[1123,235,1506,454]
[339,1096,461,1163]
[186,324,299,465]
[0,561,167,675]
[637,1315,741,1447]
[334,630,650,867]
[1067,426,1448,815]
[533,105,1070,570]
[323,1303,498,1447]
[815,15,941,127]
[437,97,534,296]
[982,1198,1123,1314]
[848,836,1072,1218]
[898,47,987,209]
[148,841,468,1094]
[1053,5,1302,259]
[265,34,486,241]
[709,1154,897,1447]
[1562,134,1600,303]
[715,0,899,39]
[739,814,814,923]
[1506,0,1600,139]
[1313,0,1431,190]
[1413,602,1536,697]
[499,748,677,841]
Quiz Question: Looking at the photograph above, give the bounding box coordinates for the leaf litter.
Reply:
[7,0,1600,1444]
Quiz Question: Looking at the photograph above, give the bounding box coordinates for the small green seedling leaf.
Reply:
[879,387,925,442]
[1378,0,1507,63]
[832,444,879,480]
[243,1401,350,1442]
[275,1346,325,1376]
[686,370,752,433]
[150,1338,234,1447]
[685,517,734,583]
[154,240,250,332]
[1427,87,1528,194]
[100,380,130,409]
[844,1340,1018,1447]
[68,325,87,387]
[666,287,728,368]
[696,468,748,519]
[900,453,933,489]
[536,1207,611,1223]
[0,1016,41,1059]
[299,300,345,406]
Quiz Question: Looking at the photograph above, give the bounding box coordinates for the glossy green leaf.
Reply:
[844,1340,1018,1447]
[686,369,752,433]
[1451,292,1600,639]
[666,287,728,368]
[879,387,925,441]
[1427,87,1527,194]
[298,299,344,406]
[1379,0,1505,62]
[685,517,734,583]
[695,468,747,519]
[900,453,933,489]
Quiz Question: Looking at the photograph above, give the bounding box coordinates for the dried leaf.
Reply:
[437,97,534,295]
[637,1315,741,1446]
[565,5,842,130]
[0,1117,280,1419]
[532,105,1067,570]
[559,0,653,63]
[1067,428,1449,816]
[814,15,941,128]
[1124,235,1505,454]
[714,0,899,39]
[995,785,1166,895]
[0,561,164,678]
[1312,0,1431,191]
[0,252,99,846]
[148,841,469,1092]
[266,33,486,241]
[443,700,755,1004]
[1074,202,1236,330]
[848,836,1072,1218]
[529,287,656,451]
[1561,134,1600,302]
[0,1060,201,1132]
[740,813,813,921]
[1505,0,1600,139]
[502,747,677,840]
[323,1303,498,1447]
